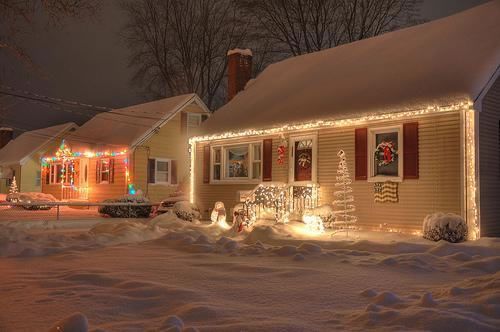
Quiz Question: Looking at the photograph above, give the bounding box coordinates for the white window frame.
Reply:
[49,163,62,185]
[99,158,110,184]
[289,134,318,185]
[153,158,172,185]
[210,141,262,184]
[368,125,403,183]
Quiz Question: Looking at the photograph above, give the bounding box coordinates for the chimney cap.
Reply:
[227,48,253,57]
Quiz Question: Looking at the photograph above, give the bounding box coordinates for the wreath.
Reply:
[375,141,398,166]
[298,152,312,169]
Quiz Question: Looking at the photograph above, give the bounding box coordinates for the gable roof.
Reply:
[201,1,500,135]
[0,122,78,166]
[67,93,208,149]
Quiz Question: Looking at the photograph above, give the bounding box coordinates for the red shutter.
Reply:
[148,159,156,183]
[109,159,115,184]
[355,128,368,180]
[262,139,273,181]
[203,145,210,183]
[181,112,188,135]
[45,167,50,184]
[96,160,101,184]
[171,160,178,184]
[403,122,419,179]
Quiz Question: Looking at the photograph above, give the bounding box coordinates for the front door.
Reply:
[290,135,316,183]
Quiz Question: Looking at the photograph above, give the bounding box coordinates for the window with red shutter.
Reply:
[203,146,210,183]
[171,160,178,185]
[262,139,272,181]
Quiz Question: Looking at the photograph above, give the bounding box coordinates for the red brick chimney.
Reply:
[0,127,13,149]
[227,49,252,102]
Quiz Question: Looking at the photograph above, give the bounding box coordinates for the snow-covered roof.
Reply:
[201,1,500,135]
[0,122,78,166]
[67,93,208,149]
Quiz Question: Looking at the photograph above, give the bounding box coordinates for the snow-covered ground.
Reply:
[0,215,498,331]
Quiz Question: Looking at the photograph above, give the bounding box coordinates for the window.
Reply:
[211,142,262,182]
[187,113,205,136]
[99,159,110,183]
[289,135,317,184]
[35,170,41,187]
[156,159,170,183]
[368,126,403,182]
[49,163,62,184]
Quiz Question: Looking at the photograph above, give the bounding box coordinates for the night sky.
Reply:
[0,0,490,135]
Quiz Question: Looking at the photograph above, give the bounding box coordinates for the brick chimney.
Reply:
[227,48,252,102]
[0,127,13,149]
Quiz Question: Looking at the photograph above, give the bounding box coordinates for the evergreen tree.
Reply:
[332,150,357,236]
[9,176,19,195]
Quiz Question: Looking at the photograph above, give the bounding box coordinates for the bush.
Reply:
[422,213,468,243]
[98,195,152,218]
[308,204,335,228]
[173,201,200,222]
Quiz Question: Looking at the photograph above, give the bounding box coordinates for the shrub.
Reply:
[98,195,152,218]
[173,201,200,222]
[422,213,468,243]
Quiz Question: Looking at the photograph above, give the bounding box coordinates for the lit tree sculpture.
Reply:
[332,150,357,236]
[9,176,19,195]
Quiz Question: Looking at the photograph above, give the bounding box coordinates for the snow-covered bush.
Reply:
[6,192,57,210]
[173,201,200,222]
[422,213,468,243]
[157,190,188,214]
[98,193,152,218]
[307,204,335,228]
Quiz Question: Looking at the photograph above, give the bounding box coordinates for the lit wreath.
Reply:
[375,141,398,166]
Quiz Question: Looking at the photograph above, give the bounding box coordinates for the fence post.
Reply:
[56,204,60,221]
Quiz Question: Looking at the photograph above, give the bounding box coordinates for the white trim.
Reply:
[288,133,318,185]
[473,65,500,112]
[210,141,263,184]
[367,125,403,183]
[153,158,172,185]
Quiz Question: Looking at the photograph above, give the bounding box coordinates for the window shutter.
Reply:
[181,112,188,135]
[262,139,273,181]
[203,145,210,183]
[148,159,156,183]
[355,128,368,180]
[171,160,178,185]
[403,122,419,179]
[45,167,50,185]
[96,160,101,184]
[109,159,115,184]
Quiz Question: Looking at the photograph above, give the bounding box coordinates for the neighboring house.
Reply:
[0,123,78,194]
[190,2,500,237]
[41,94,209,202]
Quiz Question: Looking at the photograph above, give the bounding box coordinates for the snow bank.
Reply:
[423,213,468,243]
[48,312,88,332]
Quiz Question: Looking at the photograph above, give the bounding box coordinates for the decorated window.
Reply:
[211,142,262,182]
[148,158,174,185]
[99,159,110,183]
[289,135,317,184]
[368,126,403,182]
[49,163,63,184]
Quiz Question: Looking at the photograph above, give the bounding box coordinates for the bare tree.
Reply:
[0,0,101,66]
[121,0,247,109]
[240,0,422,56]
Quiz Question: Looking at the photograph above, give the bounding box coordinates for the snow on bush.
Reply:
[6,192,57,210]
[173,201,201,222]
[422,213,468,243]
[305,204,335,228]
[98,192,152,218]
[48,312,88,332]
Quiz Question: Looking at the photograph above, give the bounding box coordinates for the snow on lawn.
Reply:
[0,214,498,331]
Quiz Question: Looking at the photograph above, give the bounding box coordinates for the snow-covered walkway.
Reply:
[0,216,498,331]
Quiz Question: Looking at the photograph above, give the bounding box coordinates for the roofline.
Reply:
[131,94,209,148]
[18,123,78,166]
[191,100,473,143]
[473,64,500,111]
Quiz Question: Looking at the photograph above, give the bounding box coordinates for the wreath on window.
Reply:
[297,152,312,169]
[375,141,398,166]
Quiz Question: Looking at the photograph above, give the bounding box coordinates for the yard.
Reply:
[0,215,498,331]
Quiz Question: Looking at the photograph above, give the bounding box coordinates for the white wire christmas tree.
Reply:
[332,150,357,236]
[9,176,19,195]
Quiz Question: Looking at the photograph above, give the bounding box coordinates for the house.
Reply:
[189,2,500,238]
[0,123,78,194]
[41,94,209,202]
